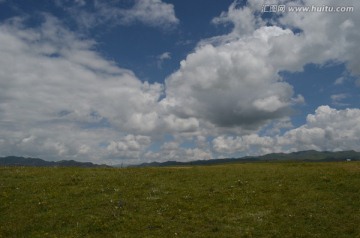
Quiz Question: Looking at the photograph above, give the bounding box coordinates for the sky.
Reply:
[0,0,359,165]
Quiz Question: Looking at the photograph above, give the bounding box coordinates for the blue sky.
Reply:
[0,0,359,164]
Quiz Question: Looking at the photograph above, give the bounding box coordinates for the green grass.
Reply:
[1,162,360,237]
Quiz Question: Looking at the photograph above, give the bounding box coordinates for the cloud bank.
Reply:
[0,0,359,164]
[0,16,163,163]
[213,105,360,155]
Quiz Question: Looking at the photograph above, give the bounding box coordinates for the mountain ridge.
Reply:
[0,156,108,167]
[133,150,360,167]
[1,150,359,167]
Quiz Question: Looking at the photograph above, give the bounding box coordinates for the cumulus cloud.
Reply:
[163,25,300,131]
[213,106,360,156]
[1,0,360,164]
[0,16,163,130]
[210,0,264,42]
[145,141,213,162]
[209,0,360,75]
[282,106,360,151]
[0,15,163,162]
[278,0,360,75]
[171,0,360,157]
[163,0,360,131]
[106,134,152,160]
[212,134,276,156]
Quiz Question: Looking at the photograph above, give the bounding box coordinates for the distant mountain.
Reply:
[2,150,359,168]
[258,150,360,162]
[0,156,108,167]
[134,150,360,167]
[134,157,262,167]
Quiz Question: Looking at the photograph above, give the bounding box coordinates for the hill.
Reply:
[2,150,359,168]
[0,156,108,167]
[135,150,360,167]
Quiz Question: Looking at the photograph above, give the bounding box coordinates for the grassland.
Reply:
[1,162,359,237]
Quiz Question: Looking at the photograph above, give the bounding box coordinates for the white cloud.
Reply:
[210,0,360,76]
[206,0,360,151]
[211,0,263,41]
[278,0,360,76]
[119,0,179,28]
[0,17,163,131]
[163,27,300,131]
[145,141,213,163]
[213,106,360,156]
[334,76,346,85]
[331,93,350,106]
[1,0,360,164]
[106,134,151,160]
[212,134,276,156]
[157,52,171,68]
[282,106,360,151]
[163,115,200,133]
[0,16,163,162]
[159,52,171,60]
[163,0,360,134]
[212,136,246,154]
[59,0,179,30]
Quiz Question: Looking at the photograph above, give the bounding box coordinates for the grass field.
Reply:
[1,162,360,237]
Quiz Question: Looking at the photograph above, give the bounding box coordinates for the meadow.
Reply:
[1,162,359,237]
